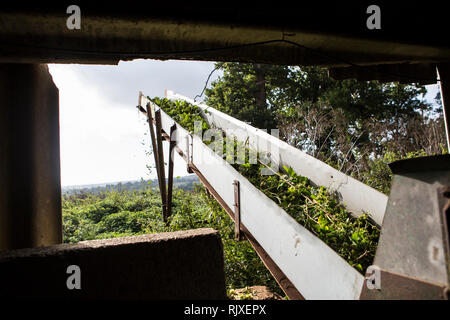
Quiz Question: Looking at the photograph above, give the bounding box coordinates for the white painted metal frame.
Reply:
[165,90,387,226]
[139,94,193,163]
[141,92,365,299]
[192,133,365,299]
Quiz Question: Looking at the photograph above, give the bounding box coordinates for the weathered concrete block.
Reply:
[0,228,226,299]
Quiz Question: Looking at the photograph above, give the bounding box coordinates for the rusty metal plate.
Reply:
[360,269,448,300]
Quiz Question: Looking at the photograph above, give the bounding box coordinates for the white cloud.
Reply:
[49,59,219,186]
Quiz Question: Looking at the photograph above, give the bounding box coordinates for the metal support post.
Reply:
[167,124,177,219]
[233,180,242,241]
[154,110,168,221]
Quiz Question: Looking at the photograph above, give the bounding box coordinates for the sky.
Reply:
[49,59,221,187]
[49,60,440,187]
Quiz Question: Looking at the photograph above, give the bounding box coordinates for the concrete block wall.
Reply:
[0,63,62,250]
[0,228,226,299]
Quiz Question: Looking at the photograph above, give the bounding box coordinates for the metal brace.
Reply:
[233,180,242,241]
[154,109,168,221]
[166,124,177,219]
[186,135,194,173]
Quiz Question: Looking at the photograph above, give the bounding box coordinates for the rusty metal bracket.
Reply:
[186,135,194,174]
[146,102,163,203]
[166,124,177,219]
[143,102,177,223]
[233,180,242,241]
[360,268,449,300]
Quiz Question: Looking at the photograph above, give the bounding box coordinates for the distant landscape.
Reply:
[62,174,200,195]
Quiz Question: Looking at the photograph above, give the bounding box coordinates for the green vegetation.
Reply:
[357,150,429,195]
[235,163,379,273]
[62,186,283,295]
[152,96,380,274]
[64,64,447,298]
[151,97,209,133]
[205,63,447,193]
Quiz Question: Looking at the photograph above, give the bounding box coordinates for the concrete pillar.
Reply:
[0,63,62,250]
[437,64,450,151]
[360,155,450,299]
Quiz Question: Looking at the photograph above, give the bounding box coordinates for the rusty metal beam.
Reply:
[233,180,242,241]
[188,163,304,300]
[154,123,188,162]
[154,110,168,222]
[141,104,183,221]
[145,103,165,217]
[142,100,170,220]
[167,124,177,219]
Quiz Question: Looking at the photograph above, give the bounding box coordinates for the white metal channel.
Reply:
[191,133,365,299]
[140,95,192,163]
[146,93,365,299]
[165,91,387,226]
[157,105,192,163]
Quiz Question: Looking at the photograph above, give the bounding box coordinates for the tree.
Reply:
[204,62,447,188]
[204,62,292,129]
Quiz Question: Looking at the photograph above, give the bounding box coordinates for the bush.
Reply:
[62,185,284,295]
[359,150,428,195]
[154,97,380,274]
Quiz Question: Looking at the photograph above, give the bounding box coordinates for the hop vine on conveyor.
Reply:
[150,96,380,274]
